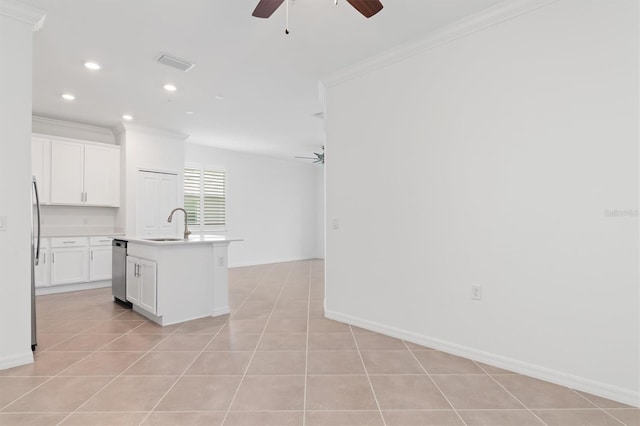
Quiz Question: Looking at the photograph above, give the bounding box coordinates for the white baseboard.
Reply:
[325,309,639,408]
[36,281,111,296]
[0,351,33,371]
[212,306,230,317]
[229,257,319,268]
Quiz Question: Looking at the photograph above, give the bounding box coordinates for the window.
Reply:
[184,166,226,231]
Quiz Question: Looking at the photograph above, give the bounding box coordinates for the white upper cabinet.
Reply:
[31,136,51,204]
[51,140,84,204]
[84,144,119,206]
[49,138,120,207]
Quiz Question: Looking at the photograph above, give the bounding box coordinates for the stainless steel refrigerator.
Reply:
[31,176,41,351]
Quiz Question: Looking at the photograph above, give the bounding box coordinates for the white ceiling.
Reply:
[26,0,503,159]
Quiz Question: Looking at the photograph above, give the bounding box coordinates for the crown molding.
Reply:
[321,0,559,89]
[32,115,114,137]
[115,122,190,141]
[0,0,46,30]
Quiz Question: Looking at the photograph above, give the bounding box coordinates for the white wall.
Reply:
[324,0,638,405]
[0,2,45,370]
[116,124,187,236]
[186,143,320,267]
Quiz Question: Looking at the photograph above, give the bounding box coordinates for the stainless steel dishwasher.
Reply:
[112,239,131,306]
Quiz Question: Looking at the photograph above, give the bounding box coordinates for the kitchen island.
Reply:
[116,235,241,326]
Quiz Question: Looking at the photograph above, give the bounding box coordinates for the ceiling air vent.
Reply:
[312,112,325,119]
[156,53,195,72]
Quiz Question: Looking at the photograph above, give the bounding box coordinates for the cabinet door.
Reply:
[31,137,51,204]
[126,257,140,305]
[51,247,89,285]
[34,248,51,288]
[50,140,84,204]
[89,246,112,281]
[84,145,117,206]
[138,259,157,314]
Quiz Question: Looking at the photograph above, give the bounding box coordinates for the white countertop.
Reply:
[42,227,125,237]
[115,235,243,246]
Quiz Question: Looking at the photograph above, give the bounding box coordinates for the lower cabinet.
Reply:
[126,255,157,314]
[36,235,113,290]
[51,238,89,285]
[89,236,113,281]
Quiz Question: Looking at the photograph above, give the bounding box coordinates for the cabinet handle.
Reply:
[63,241,75,244]
[85,192,88,202]
[52,253,55,263]
[91,250,93,261]
[43,253,46,264]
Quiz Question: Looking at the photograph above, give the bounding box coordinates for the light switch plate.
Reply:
[0,216,6,231]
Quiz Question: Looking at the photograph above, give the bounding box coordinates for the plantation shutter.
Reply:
[184,167,201,226]
[203,169,226,227]
[183,166,226,230]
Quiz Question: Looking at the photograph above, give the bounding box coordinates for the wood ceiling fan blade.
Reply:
[345,0,383,18]
[252,0,285,18]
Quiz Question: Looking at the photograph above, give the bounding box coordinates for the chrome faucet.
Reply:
[167,208,191,239]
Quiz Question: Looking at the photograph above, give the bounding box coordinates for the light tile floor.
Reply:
[0,260,637,425]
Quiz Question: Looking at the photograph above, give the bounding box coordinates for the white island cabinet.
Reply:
[122,236,240,326]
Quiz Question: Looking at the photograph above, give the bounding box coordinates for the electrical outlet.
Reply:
[471,285,482,301]
[332,218,339,229]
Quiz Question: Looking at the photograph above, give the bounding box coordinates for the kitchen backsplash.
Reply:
[40,205,121,236]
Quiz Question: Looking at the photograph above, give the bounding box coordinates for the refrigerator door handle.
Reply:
[33,177,41,266]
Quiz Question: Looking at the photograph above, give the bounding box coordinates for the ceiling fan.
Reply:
[252,0,383,20]
[296,146,325,164]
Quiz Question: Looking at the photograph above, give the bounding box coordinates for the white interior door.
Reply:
[137,171,178,237]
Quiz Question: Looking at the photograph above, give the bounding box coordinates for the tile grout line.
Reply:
[402,341,468,426]
[54,319,179,425]
[220,263,294,426]
[136,322,227,425]
[571,388,626,425]
[349,325,388,426]
[302,261,312,426]
[0,316,151,416]
[473,361,549,426]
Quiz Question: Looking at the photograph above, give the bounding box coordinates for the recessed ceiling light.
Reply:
[185,111,194,115]
[84,61,101,70]
[122,115,133,121]
[164,84,177,92]
[215,95,225,100]
[61,93,75,101]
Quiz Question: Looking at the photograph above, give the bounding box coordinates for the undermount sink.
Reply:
[145,238,185,242]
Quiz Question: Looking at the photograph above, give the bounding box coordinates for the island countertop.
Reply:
[114,235,243,246]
